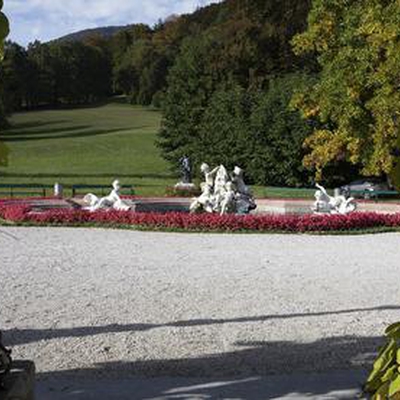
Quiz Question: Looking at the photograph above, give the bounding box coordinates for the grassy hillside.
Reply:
[0,101,175,196]
[0,100,319,198]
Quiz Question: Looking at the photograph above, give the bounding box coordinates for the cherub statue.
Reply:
[200,163,219,187]
[189,182,214,213]
[220,181,236,215]
[313,184,356,215]
[84,180,131,212]
[212,165,229,212]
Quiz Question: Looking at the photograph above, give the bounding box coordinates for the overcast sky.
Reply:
[3,0,222,46]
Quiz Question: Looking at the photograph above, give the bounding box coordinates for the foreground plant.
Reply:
[0,0,9,60]
[364,323,400,399]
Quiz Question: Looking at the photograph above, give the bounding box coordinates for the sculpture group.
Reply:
[83,180,131,212]
[190,164,256,215]
[80,176,355,217]
[313,184,357,215]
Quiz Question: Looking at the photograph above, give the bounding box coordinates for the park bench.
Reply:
[71,184,135,197]
[0,183,53,198]
[349,188,399,200]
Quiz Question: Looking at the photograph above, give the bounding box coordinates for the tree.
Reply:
[0,0,9,167]
[157,34,223,168]
[157,0,315,180]
[196,84,254,172]
[1,42,33,111]
[26,41,55,107]
[292,0,400,184]
[248,74,314,186]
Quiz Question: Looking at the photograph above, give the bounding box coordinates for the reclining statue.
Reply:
[313,184,357,215]
[83,180,131,212]
[190,164,256,215]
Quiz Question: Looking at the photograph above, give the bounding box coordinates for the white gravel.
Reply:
[1,227,399,380]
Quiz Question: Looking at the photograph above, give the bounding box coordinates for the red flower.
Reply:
[1,204,399,233]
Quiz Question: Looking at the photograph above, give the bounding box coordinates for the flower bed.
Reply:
[1,204,400,233]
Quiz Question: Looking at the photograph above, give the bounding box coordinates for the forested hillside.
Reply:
[1,0,360,186]
[57,25,135,43]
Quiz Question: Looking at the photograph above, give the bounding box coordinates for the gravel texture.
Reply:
[0,227,399,381]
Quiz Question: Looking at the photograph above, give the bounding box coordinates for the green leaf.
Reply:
[389,374,400,397]
[373,381,390,399]
[381,365,397,383]
[0,12,9,41]
[385,322,400,339]
[0,10,8,61]
[366,340,397,391]
[373,340,396,372]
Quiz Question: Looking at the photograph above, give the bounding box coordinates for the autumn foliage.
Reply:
[292,0,400,182]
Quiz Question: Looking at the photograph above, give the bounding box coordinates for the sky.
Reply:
[3,0,222,46]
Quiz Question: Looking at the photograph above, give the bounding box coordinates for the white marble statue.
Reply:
[212,165,229,213]
[189,182,214,213]
[190,164,256,215]
[84,180,131,212]
[220,181,236,215]
[313,184,357,215]
[201,163,219,187]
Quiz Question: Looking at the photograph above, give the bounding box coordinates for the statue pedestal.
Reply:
[174,182,196,190]
[0,361,35,400]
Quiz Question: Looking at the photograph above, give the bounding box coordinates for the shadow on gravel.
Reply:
[35,334,381,378]
[36,371,367,399]
[34,335,375,399]
[5,304,398,346]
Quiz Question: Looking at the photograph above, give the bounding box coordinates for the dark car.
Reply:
[339,178,396,199]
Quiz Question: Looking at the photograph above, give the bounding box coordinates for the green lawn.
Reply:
[0,101,176,196]
[0,100,322,198]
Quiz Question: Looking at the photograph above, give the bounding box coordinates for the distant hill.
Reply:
[56,25,135,42]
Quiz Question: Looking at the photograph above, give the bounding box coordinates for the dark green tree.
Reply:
[0,42,32,111]
[157,34,223,168]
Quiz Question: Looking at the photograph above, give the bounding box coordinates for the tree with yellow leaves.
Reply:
[292,0,400,186]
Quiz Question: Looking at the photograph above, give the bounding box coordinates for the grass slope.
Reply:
[0,100,318,198]
[0,101,175,196]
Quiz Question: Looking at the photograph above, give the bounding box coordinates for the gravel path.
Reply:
[1,227,399,382]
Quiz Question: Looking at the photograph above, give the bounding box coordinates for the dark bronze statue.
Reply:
[179,155,192,184]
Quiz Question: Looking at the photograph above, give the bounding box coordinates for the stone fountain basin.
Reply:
[130,198,400,215]
[3,197,400,215]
